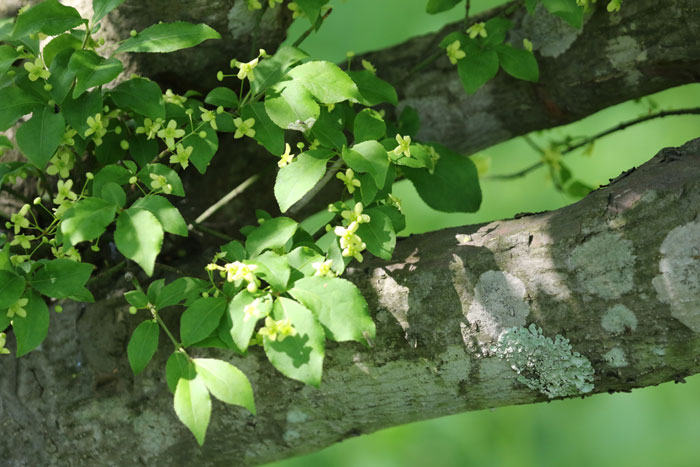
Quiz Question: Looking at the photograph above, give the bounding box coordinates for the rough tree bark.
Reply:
[2,0,700,466]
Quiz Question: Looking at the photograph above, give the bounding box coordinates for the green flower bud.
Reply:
[199,131,207,138]
[33,197,41,205]
[86,172,94,180]
[130,30,138,37]
[217,71,224,81]
[43,83,53,91]
[129,176,138,184]
[129,306,138,314]
[91,245,100,252]
[115,126,122,134]
[120,140,129,150]
[55,305,63,313]
[216,106,224,114]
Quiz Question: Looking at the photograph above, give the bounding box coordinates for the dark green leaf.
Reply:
[541,0,584,28]
[132,195,187,237]
[565,180,594,198]
[287,246,325,276]
[263,297,325,387]
[99,182,126,208]
[373,205,406,233]
[245,217,298,256]
[294,0,329,23]
[402,143,481,213]
[241,102,285,155]
[92,0,126,24]
[311,109,346,150]
[166,350,196,393]
[42,33,82,67]
[353,109,386,143]
[61,89,102,135]
[30,259,93,299]
[204,87,238,108]
[356,208,396,260]
[60,197,116,245]
[115,22,221,54]
[180,124,218,174]
[526,0,539,12]
[289,277,375,343]
[180,297,227,346]
[0,45,19,75]
[220,240,246,262]
[114,208,164,276]
[275,150,330,213]
[457,43,499,94]
[109,77,165,120]
[0,270,25,309]
[156,277,208,309]
[347,70,398,106]
[48,48,77,104]
[138,163,185,196]
[174,374,211,446]
[129,133,159,167]
[496,44,539,82]
[147,279,165,305]
[194,358,255,414]
[0,86,43,131]
[92,164,130,197]
[68,50,123,98]
[398,106,420,138]
[127,319,159,374]
[357,172,378,205]
[343,141,390,187]
[483,17,513,47]
[13,291,49,357]
[13,0,84,39]
[251,46,308,95]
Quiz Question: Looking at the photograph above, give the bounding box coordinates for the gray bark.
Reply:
[3,139,700,466]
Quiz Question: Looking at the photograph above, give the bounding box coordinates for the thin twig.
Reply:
[193,173,260,225]
[87,260,126,285]
[190,223,234,242]
[488,108,700,181]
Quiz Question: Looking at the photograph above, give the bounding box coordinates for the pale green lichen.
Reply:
[492,324,595,398]
[603,347,628,368]
[601,304,638,334]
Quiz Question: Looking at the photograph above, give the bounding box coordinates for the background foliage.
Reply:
[271,0,700,465]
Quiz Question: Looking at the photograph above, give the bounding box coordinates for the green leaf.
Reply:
[402,144,481,213]
[60,197,116,246]
[457,43,499,94]
[204,87,238,108]
[131,195,187,237]
[13,0,84,39]
[373,205,406,233]
[287,246,325,276]
[147,279,165,305]
[353,109,386,143]
[245,217,298,257]
[250,251,290,292]
[483,17,513,48]
[0,87,43,131]
[156,277,208,309]
[166,350,196,393]
[92,0,126,24]
[228,290,271,352]
[311,109,347,150]
[496,44,539,82]
[61,89,102,135]
[251,46,308,95]
[138,163,185,196]
[124,290,149,308]
[347,70,398,106]
[294,0,329,23]
[274,150,330,213]
[398,106,420,138]
[289,277,375,343]
[288,61,360,104]
[300,209,335,236]
[30,259,93,299]
[0,270,25,309]
[565,180,594,198]
[115,22,221,54]
[99,182,126,208]
[0,45,19,75]
[265,80,320,130]
[541,0,584,28]
[174,374,211,446]
[343,141,390,188]
[526,0,539,12]
[48,48,78,104]
[109,77,165,120]
[68,50,124,98]
[356,208,396,260]
[241,102,285,155]
[92,164,130,197]
[180,297,227,346]
[220,240,246,262]
[42,33,82,67]
[263,297,325,387]
[180,125,218,174]
[114,208,164,276]
[426,0,462,14]
[13,291,49,357]
[193,358,255,414]
[127,319,159,375]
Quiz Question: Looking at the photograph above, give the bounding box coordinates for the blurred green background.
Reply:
[271,1,700,466]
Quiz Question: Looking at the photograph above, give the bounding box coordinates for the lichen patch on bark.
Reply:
[601,304,638,334]
[467,271,530,341]
[652,220,700,332]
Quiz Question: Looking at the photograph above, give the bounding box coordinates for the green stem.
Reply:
[292,8,333,48]
[153,308,182,350]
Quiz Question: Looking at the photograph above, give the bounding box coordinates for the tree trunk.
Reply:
[3,138,700,466]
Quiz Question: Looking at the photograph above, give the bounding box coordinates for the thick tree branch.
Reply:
[3,139,700,465]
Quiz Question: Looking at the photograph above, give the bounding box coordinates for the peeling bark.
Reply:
[3,139,700,466]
